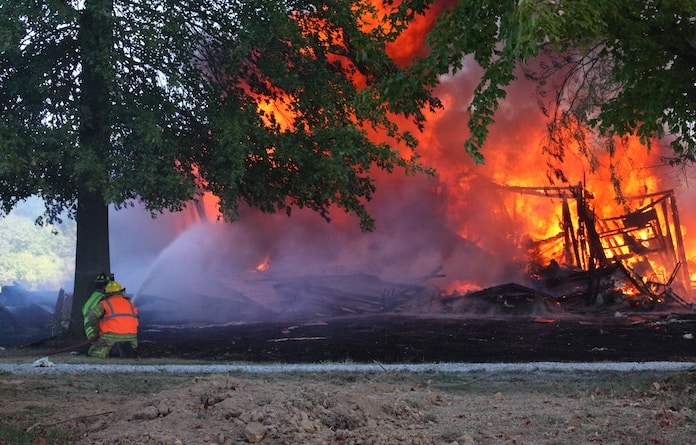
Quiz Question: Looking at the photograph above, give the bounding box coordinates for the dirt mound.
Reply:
[82,374,459,444]
[4,368,696,445]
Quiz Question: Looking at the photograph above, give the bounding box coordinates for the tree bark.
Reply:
[67,188,111,338]
[67,0,114,338]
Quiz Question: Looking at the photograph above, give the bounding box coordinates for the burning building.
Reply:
[106,2,695,326]
[113,160,695,325]
[5,2,692,333]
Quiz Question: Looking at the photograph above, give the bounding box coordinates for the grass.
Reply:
[0,416,73,444]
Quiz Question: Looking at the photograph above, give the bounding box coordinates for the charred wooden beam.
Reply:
[668,192,692,294]
[494,184,576,199]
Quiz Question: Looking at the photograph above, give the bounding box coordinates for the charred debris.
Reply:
[265,183,696,320]
[499,184,693,313]
[1,186,694,342]
[0,284,66,347]
[134,184,695,324]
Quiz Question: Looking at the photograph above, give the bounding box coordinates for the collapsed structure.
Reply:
[1,180,694,344]
[506,184,693,309]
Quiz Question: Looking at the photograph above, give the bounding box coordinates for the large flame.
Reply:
[120,1,695,306]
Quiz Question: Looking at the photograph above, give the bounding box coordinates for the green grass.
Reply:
[0,419,72,444]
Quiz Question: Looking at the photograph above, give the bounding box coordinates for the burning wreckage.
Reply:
[0,184,694,346]
[502,184,693,311]
[273,183,694,319]
[132,182,693,324]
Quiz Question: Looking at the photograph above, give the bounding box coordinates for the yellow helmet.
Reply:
[105,281,124,294]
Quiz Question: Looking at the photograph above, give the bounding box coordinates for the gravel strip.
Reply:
[0,360,694,374]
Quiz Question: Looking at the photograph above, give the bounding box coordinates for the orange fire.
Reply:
[174,2,696,301]
[255,256,272,272]
[442,280,482,296]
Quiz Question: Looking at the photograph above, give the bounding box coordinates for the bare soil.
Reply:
[2,309,696,445]
[1,363,696,444]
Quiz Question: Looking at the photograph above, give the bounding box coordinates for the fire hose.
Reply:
[0,338,95,358]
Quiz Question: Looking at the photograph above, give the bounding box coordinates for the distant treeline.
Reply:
[0,200,75,291]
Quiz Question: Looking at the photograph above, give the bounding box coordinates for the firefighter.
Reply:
[82,272,113,339]
[85,280,139,358]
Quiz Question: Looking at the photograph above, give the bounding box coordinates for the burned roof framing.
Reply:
[500,184,693,309]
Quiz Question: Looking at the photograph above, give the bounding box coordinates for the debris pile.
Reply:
[2,184,694,340]
[0,284,64,346]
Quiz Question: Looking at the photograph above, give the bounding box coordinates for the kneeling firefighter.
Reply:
[82,272,113,338]
[84,281,139,358]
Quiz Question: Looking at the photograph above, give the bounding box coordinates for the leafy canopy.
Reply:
[0,0,435,231]
[0,209,75,290]
[389,0,696,164]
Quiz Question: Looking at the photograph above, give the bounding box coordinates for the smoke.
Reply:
[109,167,528,324]
[107,14,696,324]
[106,70,558,324]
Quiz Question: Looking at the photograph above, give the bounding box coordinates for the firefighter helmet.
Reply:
[94,272,115,290]
[94,273,108,289]
[105,281,124,294]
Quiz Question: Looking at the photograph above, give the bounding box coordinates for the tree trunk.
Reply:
[67,189,111,338]
[66,0,114,338]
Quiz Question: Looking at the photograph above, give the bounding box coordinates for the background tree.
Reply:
[0,0,435,338]
[389,0,696,164]
[0,207,75,290]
